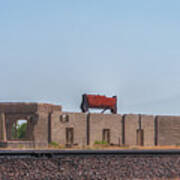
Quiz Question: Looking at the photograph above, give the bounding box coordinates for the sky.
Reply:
[0,1,180,115]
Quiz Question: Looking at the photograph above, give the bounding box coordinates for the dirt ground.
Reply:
[2,145,180,150]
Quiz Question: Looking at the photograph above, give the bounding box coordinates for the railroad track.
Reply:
[0,149,180,179]
[0,149,180,157]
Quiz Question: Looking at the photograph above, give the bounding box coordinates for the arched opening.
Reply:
[11,120,28,140]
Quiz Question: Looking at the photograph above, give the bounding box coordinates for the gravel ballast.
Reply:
[0,154,180,179]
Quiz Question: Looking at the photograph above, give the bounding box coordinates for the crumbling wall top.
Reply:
[0,102,62,113]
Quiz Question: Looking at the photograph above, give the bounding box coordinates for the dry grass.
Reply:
[2,144,180,150]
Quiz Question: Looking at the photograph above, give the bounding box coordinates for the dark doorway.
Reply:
[66,128,74,145]
[137,129,144,146]
[103,129,110,144]
[48,113,52,143]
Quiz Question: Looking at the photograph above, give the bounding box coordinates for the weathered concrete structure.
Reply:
[124,114,139,146]
[141,115,155,146]
[51,112,87,147]
[88,113,122,146]
[0,102,180,148]
[0,103,61,148]
[156,116,180,146]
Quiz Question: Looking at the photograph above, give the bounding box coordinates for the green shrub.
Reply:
[17,144,25,149]
[94,140,108,145]
[49,141,59,148]
[12,121,27,139]
[17,123,27,139]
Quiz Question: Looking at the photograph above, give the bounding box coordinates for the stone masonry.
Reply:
[0,102,180,148]
[0,103,61,148]
[51,112,87,147]
[89,113,122,146]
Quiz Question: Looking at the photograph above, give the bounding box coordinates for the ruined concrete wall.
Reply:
[0,103,38,113]
[0,103,61,148]
[0,103,61,113]
[2,101,180,148]
[51,112,87,146]
[124,114,139,146]
[89,113,122,146]
[33,112,49,147]
[0,113,6,141]
[157,116,180,146]
[141,115,155,146]
[37,104,61,113]
[5,113,35,141]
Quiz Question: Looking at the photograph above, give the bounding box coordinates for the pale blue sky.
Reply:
[1,1,180,115]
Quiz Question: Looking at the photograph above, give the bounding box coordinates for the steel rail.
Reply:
[0,149,180,157]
